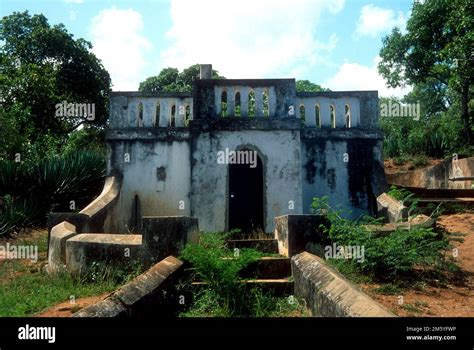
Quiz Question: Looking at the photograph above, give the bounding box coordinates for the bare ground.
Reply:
[361,214,474,317]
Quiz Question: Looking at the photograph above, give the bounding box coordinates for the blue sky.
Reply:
[1,0,413,96]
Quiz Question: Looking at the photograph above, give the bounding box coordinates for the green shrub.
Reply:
[412,155,429,168]
[311,196,452,278]
[181,232,264,316]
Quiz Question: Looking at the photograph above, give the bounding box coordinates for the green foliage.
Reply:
[0,151,105,235]
[311,196,452,278]
[139,64,224,92]
[295,80,330,92]
[378,0,473,145]
[181,232,307,317]
[80,260,143,285]
[0,231,131,317]
[0,11,111,161]
[181,232,264,316]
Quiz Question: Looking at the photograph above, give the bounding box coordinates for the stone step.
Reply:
[192,278,293,297]
[227,239,279,254]
[239,257,291,279]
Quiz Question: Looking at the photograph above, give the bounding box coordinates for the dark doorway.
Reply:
[228,152,264,232]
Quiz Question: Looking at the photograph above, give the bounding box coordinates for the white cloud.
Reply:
[160,0,345,79]
[323,57,410,98]
[64,0,84,4]
[355,4,405,37]
[90,7,152,90]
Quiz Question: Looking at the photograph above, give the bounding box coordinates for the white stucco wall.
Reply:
[109,140,191,233]
[191,130,303,233]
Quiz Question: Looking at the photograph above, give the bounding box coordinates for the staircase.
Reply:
[192,238,293,297]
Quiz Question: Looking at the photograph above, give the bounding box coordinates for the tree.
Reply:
[139,64,224,92]
[296,80,330,92]
[378,0,473,144]
[0,11,111,160]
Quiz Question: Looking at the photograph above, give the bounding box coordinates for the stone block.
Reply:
[274,214,330,257]
[141,216,198,266]
[66,233,142,276]
[47,221,77,272]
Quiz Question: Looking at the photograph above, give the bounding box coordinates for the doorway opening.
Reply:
[228,151,264,233]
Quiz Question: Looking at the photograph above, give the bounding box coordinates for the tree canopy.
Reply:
[0,11,111,161]
[139,64,224,92]
[296,80,330,92]
[378,0,473,144]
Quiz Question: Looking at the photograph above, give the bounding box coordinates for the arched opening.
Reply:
[345,104,351,128]
[299,104,306,123]
[235,92,241,117]
[221,91,227,117]
[263,89,269,117]
[315,104,321,128]
[137,102,143,127]
[154,103,160,127]
[170,105,176,127]
[248,90,256,117]
[330,104,336,128]
[228,149,264,232]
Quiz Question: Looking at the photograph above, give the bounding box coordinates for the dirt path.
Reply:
[363,213,474,316]
[35,294,110,317]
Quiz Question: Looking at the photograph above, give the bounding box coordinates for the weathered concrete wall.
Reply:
[274,215,330,257]
[142,216,199,266]
[73,256,184,318]
[387,157,474,189]
[106,133,191,233]
[191,129,303,233]
[66,234,142,276]
[291,252,394,317]
[301,129,385,218]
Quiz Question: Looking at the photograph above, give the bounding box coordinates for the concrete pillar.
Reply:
[306,101,316,126]
[335,99,345,128]
[240,87,249,117]
[175,100,185,127]
[200,64,212,79]
[159,100,169,127]
[268,87,277,117]
[214,86,222,116]
[227,87,235,116]
[255,87,264,117]
[319,98,331,128]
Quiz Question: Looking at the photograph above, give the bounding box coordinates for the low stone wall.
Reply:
[386,156,474,189]
[47,175,122,272]
[73,256,184,318]
[291,252,394,317]
[274,215,330,257]
[66,233,142,276]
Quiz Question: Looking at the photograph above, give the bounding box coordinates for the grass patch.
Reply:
[0,269,117,317]
[179,231,309,317]
[0,229,142,317]
[374,283,403,295]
